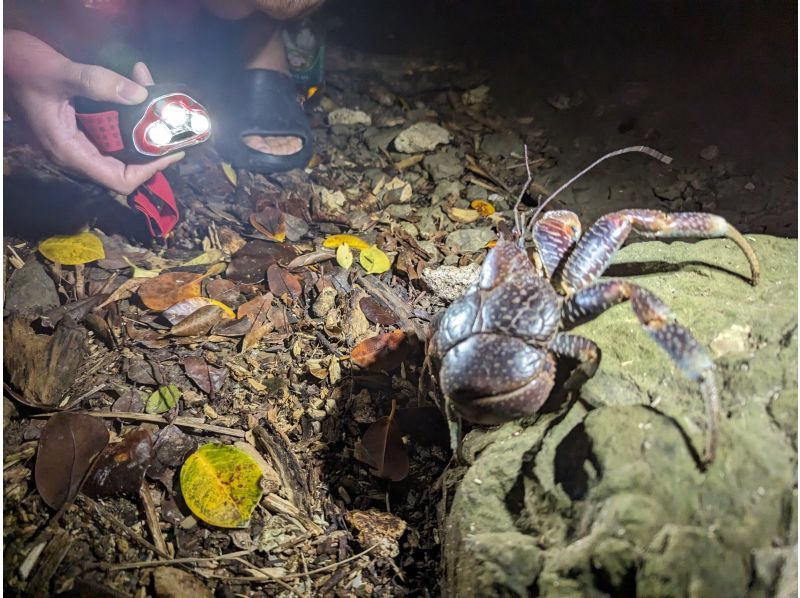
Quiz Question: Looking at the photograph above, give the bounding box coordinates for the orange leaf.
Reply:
[470,199,495,217]
[138,272,203,312]
[351,330,409,372]
[250,207,286,243]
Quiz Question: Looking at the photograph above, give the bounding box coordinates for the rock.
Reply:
[346,509,407,559]
[700,144,720,160]
[481,132,523,159]
[328,108,372,127]
[445,227,495,252]
[315,186,347,217]
[431,180,464,204]
[312,286,337,318]
[547,89,585,110]
[393,122,451,153]
[379,177,412,205]
[152,567,212,598]
[444,236,797,596]
[710,324,752,357]
[421,262,480,302]
[462,84,490,107]
[364,126,402,151]
[4,259,59,316]
[423,149,465,181]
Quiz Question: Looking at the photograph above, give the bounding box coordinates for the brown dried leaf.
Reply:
[206,279,242,306]
[138,272,203,312]
[286,249,336,269]
[266,264,302,301]
[354,401,409,482]
[226,241,297,283]
[359,297,399,326]
[162,297,235,325]
[239,293,275,353]
[250,206,286,242]
[35,412,109,510]
[169,305,223,337]
[183,355,227,396]
[351,330,409,372]
[83,428,153,497]
[211,317,254,337]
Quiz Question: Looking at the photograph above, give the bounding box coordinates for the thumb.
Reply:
[64,62,148,105]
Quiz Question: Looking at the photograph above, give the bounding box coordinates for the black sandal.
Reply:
[215,69,313,174]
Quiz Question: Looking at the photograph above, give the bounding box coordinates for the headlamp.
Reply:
[75,83,211,163]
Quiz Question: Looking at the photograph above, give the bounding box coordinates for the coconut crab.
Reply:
[427,146,760,465]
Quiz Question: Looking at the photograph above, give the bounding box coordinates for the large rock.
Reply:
[444,235,797,597]
[393,122,451,153]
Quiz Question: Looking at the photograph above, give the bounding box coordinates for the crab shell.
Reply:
[430,238,564,424]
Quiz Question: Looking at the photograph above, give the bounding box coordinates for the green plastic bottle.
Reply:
[282,18,325,106]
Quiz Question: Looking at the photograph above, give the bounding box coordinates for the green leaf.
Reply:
[336,243,353,269]
[145,385,181,414]
[180,443,263,528]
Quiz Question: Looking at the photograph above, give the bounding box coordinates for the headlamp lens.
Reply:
[161,102,188,127]
[189,112,210,134]
[146,121,173,146]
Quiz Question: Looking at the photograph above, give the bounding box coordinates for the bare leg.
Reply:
[558,209,760,294]
[562,279,720,464]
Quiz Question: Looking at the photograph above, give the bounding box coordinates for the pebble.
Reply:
[328,108,372,127]
[481,131,524,158]
[421,262,481,302]
[445,227,496,252]
[393,122,452,153]
[462,84,490,107]
[312,287,338,318]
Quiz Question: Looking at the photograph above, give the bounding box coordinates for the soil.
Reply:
[3,1,796,596]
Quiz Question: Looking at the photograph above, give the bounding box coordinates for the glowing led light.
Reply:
[161,102,188,127]
[146,122,172,146]
[189,112,210,134]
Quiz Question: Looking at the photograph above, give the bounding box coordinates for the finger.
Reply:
[63,62,148,105]
[132,62,155,86]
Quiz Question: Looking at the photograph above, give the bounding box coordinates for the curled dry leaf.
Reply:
[351,329,409,372]
[250,206,286,243]
[35,412,109,510]
[138,272,203,312]
[286,248,335,269]
[266,264,302,301]
[238,293,275,353]
[183,356,228,397]
[226,240,296,283]
[359,297,400,326]
[169,304,224,337]
[83,428,154,497]
[354,400,409,482]
[163,297,235,325]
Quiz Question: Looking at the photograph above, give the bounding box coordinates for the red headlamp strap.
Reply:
[130,172,179,238]
[76,110,125,152]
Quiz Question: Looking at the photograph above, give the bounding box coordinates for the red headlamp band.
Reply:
[76,110,125,153]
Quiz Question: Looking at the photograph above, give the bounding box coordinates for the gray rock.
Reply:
[364,126,402,151]
[423,149,465,181]
[431,180,464,204]
[4,259,60,316]
[466,184,488,201]
[421,262,480,302]
[481,132,523,158]
[328,108,372,127]
[393,122,451,153]
[444,236,797,597]
[445,228,495,252]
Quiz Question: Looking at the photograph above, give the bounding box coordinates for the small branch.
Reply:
[32,411,246,438]
[513,144,533,236]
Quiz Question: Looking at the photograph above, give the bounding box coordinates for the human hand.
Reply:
[4,30,184,194]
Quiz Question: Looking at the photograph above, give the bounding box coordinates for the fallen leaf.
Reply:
[169,305,224,336]
[221,162,237,186]
[238,293,274,352]
[359,245,392,274]
[123,256,160,278]
[322,234,370,251]
[35,412,109,510]
[83,428,154,497]
[286,249,336,268]
[351,330,409,371]
[112,388,146,413]
[163,297,236,325]
[206,279,242,306]
[182,249,225,267]
[38,231,105,265]
[250,207,287,243]
[212,317,256,337]
[180,443,264,528]
[183,356,227,396]
[336,243,353,269]
[138,272,203,312]
[227,241,296,283]
[145,385,182,414]
[266,264,302,301]
[354,400,409,482]
[446,207,481,224]
[470,199,495,216]
[359,297,399,326]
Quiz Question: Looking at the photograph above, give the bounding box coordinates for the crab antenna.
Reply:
[524,145,673,236]
[512,144,533,243]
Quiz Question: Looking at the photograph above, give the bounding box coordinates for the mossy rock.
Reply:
[444,235,797,597]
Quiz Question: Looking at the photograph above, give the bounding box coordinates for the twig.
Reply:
[232,556,303,597]
[139,483,169,557]
[32,411,246,438]
[99,548,256,571]
[513,144,533,235]
[315,330,342,358]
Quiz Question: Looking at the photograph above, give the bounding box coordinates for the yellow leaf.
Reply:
[470,199,495,217]
[359,245,392,274]
[336,243,353,269]
[38,231,105,266]
[180,444,263,528]
[221,162,237,187]
[123,256,160,279]
[323,234,370,251]
[446,207,481,224]
[182,249,225,267]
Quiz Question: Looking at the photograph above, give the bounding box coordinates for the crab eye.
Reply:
[161,102,188,127]
[146,121,173,146]
[189,112,210,134]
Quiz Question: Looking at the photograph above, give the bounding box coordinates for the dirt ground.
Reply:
[3,1,796,596]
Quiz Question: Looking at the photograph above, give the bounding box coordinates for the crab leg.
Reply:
[549,333,600,390]
[557,209,760,294]
[531,210,583,280]
[562,280,720,464]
